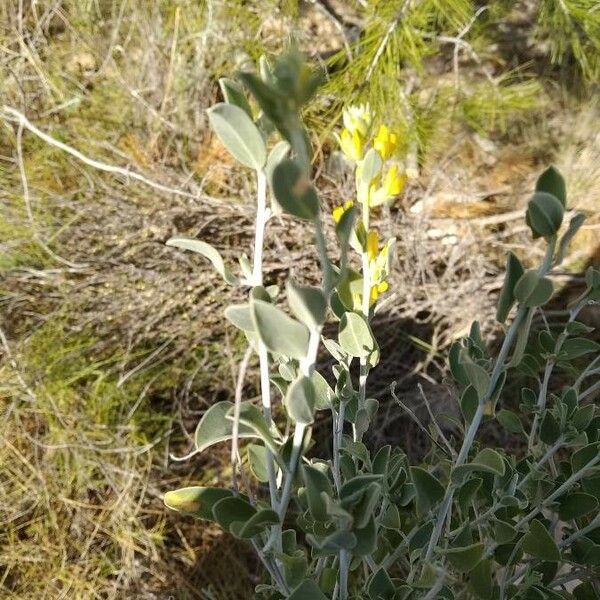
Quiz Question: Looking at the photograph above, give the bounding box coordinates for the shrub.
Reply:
[164,50,600,599]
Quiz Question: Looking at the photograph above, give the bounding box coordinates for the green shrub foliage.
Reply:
[165,50,600,599]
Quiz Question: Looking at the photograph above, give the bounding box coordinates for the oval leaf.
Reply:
[167,237,238,284]
[251,298,310,360]
[207,103,266,170]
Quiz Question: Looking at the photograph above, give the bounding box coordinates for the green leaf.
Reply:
[558,492,598,520]
[164,486,233,519]
[340,474,382,505]
[166,237,238,284]
[266,141,291,214]
[302,464,332,521]
[194,401,256,453]
[514,270,554,307]
[311,371,335,411]
[496,253,524,323]
[284,375,316,425]
[556,212,586,265]
[572,404,595,431]
[338,312,376,358]
[230,508,280,539]
[368,568,395,600]
[469,558,493,598]
[251,298,310,359]
[272,159,319,220]
[235,402,280,456]
[497,409,524,434]
[443,542,484,572]
[410,466,445,514]
[494,519,517,543]
[361,148,383,184]
[286,280,327,328]
[572,442,600,472]
[224,304,255,331]
[461,358,490,400]
[207,103,266,170]
[353,514,377,556]
[279,552,307,589]
[461,386,479,424]
[540,411,561,445]
[449,342,470,386]
[536,165,566,207]
[307,530,356,554]
[288,579,328,600]
[353,482,382,529]
[212,496,256,529]
[522,519,560,561]
[218,77,253,118]
[246,443,270,482]
[526,191,564,239]
[473,449,505,476]
[561,338,600,360]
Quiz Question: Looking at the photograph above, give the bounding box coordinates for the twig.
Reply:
[231,345,253,491]
[2,105,207,203]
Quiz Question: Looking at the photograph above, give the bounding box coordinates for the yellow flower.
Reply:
[383,164,406,197]
[369,280,390,307]
[373,124,398,160]
[332,200,354,223]
[369,285,379,306]
[342,104,372,137]
[367,230,379,262]
[338,128,364,161]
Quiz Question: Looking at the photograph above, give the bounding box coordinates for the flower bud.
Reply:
[338,128,364,161]
[342,103,372,137]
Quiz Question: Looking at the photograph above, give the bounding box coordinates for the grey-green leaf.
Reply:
[410,466,445,514]
[536,165,566,207]
[218,77,253,118]
[251,299,310,359]
[224,304,255,331]
[288,579,328,600]
[338,312,376,358]
[272,158,319,220]
[194,401,256,453]
[166,237,238,284]
[522,519,560,561]
[514,270,554,307]
[207,102,266,170]
[443,542,484,572]
[284,375,316,425]
[164,486,233,519]
[556,212,586,265]
[496,252,524,323]
[286,280,327,328]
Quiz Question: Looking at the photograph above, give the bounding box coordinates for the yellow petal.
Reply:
[332,205,345,223]
[367,230,379,261]
[377,281,389,293]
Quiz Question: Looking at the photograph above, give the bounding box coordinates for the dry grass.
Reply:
[1,1,599,598]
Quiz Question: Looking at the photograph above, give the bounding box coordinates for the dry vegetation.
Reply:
[0,1,599,598]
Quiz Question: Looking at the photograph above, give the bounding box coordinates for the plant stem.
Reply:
[424,238,557,563]
[339,549,350,600]
[358,195,371,442]
[528,301,583,452]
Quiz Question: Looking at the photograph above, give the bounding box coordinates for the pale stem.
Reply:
[424,238,557,563]
[339,549,350,600]
[528,301,584,452]
[252,169,279,511]
[358,195,371,441]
